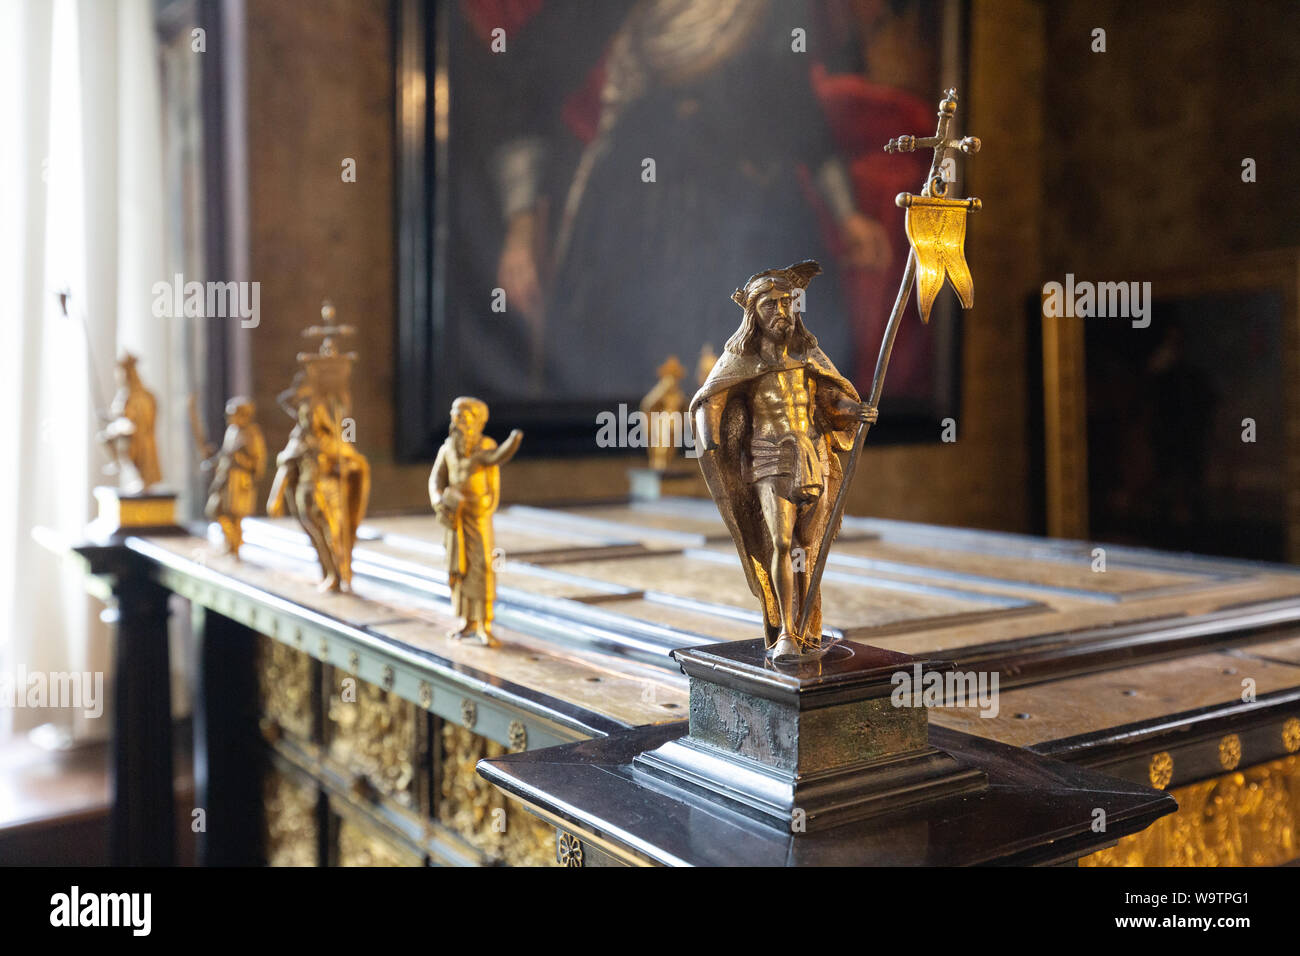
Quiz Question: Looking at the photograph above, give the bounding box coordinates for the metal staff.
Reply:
[796,88,981,642]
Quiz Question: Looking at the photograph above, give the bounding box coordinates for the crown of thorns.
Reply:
[731,260,822,307]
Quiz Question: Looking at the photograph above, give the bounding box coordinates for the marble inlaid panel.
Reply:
[835,538,1209,596]
[931,652,1300,748]
[372,620,687,728]
[536,551,1035,637]
[1230,632,1300,667]
[363,512,637,557]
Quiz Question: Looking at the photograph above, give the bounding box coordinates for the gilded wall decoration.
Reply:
[336,816,422,867]
[1281,717,1299,754]
[1148,751,1174,790]
[257,634,315,743]
[1081,754,1300,867]
[556,831,585,868]
[262,767,319,867]
[1218,733,1243,771]
[327,672,422,808]
[438,723,556,867]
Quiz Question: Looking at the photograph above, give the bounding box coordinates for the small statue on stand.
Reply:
[197,397,267,558]
[268,303,371,592]
[429,397,523,646]
[696,343,718,389]
[692,90,981,663]
[640,355,687,471]
[692,262,874,661]
[98,352,162,494]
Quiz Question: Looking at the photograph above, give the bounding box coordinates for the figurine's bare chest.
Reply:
[749,368,816,437]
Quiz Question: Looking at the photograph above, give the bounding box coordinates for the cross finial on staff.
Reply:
[302,299,357,342]
[884,89,981,199]
[793,88,984,647]
[299,300,358,363]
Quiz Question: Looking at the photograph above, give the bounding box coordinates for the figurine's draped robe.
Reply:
[432,436,502,626]
[206,422,267,523]
[110,384,162,489]
[269,394,370,587]
[691,345,859,647]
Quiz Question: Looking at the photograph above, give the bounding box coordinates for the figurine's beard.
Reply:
[453,430,479,454]
[763,323,793,344]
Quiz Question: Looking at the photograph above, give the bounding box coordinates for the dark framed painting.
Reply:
[395,0,969,459]
[1038,249,1300,563]
[1083,251,1300,563]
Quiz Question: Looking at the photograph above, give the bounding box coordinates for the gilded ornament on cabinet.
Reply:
[438,723,557,867]
[640,356,687,472]
[690,90,981,662]
[262,768,319,867]
[556,831,584,868]
[1282,717,1300,754]
[327,676,420,807]
[97,352,163,493]
[1219,733,1242,771]
[1082,754,1300,867]
[336,816,421,867]
[1148,751,1174,790]
[257,635,315,743]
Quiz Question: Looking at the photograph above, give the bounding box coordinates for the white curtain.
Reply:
[0,0,190,741]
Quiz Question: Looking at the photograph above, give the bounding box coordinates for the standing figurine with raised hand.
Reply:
[430,397,523,646]
[201,397,267,558]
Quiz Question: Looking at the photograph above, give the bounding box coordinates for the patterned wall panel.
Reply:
[438,723,557,867]
[1082,754,1300,866]
[262,764,319,867]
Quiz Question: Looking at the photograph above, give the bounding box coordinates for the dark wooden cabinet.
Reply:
[76,498,1300,865]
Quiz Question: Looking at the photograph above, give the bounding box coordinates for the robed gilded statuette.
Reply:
[268,304,371,592]
[640,356,687,472]
[98,352,162,494]
[429,397,523,646]
[200,397,267,558]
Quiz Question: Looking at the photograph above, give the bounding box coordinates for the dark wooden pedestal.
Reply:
[480,719,1177,866]
[75,543,177,867]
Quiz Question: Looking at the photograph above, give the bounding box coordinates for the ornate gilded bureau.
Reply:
[76,497,1300,866]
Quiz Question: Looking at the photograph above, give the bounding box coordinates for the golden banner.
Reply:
[897,193,980,324]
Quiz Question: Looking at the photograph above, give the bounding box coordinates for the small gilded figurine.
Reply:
[640,355,687,471]
[200,397,267,558]
[429,397,523,646]
[268,303,371,592]
[696,343,718,389]
[692,91,982,662]
[692,262,874,661]
[98,352,162,493]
